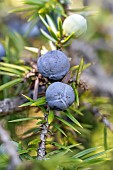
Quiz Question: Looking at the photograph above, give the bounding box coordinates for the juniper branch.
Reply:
[37,113,49,160]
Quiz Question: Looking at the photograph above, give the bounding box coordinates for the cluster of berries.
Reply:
[37,50,75,111]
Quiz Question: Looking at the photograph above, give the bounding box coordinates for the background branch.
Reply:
[84,103,113,132]
[0,96,27,116]
[92,106,113,132]
[0,123,21,170]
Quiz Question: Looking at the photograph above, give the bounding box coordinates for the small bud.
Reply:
[63,14,87,37]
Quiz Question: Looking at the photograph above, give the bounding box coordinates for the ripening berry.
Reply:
[37,50,70,80]
[63,14,87,37]
[46,82,75,110]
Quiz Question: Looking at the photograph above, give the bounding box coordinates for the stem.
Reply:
[33,77,39,100]
[37,113,49,160]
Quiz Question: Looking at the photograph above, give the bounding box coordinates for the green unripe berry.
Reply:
[63,14,87,37]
